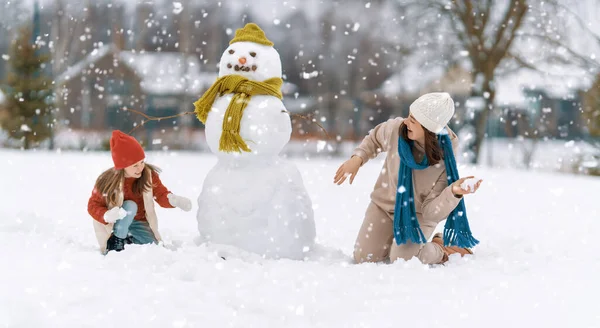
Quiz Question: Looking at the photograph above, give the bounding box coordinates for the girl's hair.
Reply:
[400,122,443,166]
[94,163,161,206]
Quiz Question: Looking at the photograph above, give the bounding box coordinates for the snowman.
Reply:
[193,23,316,260]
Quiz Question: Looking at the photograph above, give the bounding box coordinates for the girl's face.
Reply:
[124,160,145,178]
[405,114,425,142]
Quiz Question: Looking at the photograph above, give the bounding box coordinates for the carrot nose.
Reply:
[238,57,247,65]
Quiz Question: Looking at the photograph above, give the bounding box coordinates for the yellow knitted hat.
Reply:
[229,23,273,47]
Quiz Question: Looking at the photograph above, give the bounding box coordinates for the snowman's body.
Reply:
[197,154,315,260]
[204,95,291,156]
[196,33,315,260]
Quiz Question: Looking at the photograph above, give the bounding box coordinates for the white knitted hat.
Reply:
[409,92,455,134]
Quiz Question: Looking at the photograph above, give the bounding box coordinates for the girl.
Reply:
[87,130,192,254]
[334,92,482,265]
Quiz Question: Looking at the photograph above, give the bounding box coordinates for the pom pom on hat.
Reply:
[110,130,145,170]
[229,23,274,47]
[409,92,455,134]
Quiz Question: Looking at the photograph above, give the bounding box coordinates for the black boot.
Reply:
[106,234,126,252]
[125,235,134,245]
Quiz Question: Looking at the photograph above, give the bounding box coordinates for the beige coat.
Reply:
[92,173,162,254]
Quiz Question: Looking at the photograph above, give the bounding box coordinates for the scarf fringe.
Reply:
[219,131,251,153]
[443,229,479,248]
[443,208,479,248]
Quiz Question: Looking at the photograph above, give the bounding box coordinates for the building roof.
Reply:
[56,43,217,96]
[119,51,216,96]
[495,67,592,108]
[377,63,593,107]
[56,44,120,84]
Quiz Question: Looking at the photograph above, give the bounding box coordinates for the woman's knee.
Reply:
[353,246,371,263]
[417,243,444,264]
[390,243,420,263]
[391,242,443,264]
[353,240,390,263]
[352,202,395,264]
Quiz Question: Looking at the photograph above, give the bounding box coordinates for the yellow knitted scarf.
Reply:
[194,75,283,153]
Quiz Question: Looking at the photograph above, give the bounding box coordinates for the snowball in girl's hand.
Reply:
[460,177,481,192]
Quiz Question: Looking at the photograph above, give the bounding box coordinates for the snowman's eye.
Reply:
[228,49,235,54]
[249,52,256,57]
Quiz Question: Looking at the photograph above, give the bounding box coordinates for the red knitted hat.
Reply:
[110,130,145,170]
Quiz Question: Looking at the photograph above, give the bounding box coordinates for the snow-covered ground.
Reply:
[1,150,599,327]
[473,137,600,173]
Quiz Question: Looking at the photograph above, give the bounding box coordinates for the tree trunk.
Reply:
[523,139,538,169]
[24,135,31,150]
[469,75,496,164]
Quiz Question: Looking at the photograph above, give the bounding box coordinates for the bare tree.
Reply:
[396,0,600,164]
[583,75,600,138]
[397,0,529,163]
[511,0,600,166]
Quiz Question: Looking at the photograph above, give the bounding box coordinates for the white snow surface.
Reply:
[1,150,599,327]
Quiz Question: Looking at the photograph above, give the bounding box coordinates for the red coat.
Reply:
[88,170,174,225]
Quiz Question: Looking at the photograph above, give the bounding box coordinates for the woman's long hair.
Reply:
[94,163,161,206]
[400,123,443,166]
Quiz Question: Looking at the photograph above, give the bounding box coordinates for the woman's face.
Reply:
[405,114,425,142]
[124,160,145,178]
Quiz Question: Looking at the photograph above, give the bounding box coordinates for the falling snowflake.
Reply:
[301,71,319,79]
[316,140,327,152]
[172,2,183,14]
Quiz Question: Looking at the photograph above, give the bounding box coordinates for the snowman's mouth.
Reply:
[227,63,257,72]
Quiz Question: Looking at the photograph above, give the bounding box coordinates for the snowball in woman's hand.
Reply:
[460,177,481,191]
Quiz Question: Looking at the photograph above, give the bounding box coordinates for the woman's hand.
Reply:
[451,176,483,196]
[334,156,363,185]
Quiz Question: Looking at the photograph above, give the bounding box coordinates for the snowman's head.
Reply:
[218,23,282,81]
[218,42,282,81]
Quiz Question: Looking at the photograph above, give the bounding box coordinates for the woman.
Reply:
[334,92,481,264]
